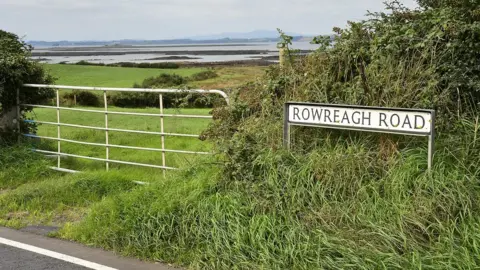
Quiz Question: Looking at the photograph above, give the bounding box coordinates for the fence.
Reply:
[20,84,229,174]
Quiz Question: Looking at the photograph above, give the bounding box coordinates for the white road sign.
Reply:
[283,102,436,170]
[287,104,433,135]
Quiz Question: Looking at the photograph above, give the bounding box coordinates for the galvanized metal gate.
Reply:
[20,84,229,174]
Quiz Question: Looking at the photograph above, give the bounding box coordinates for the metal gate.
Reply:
[20,84,229,174]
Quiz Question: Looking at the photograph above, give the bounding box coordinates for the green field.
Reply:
[45,64,205,87]
[45,64,266,90]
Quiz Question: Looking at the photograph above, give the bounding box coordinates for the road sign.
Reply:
[284,102,435,170]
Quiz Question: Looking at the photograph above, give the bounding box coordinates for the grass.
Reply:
[45,64,205,87]
[0,168,146,229]
[0,146,55,190]
[56,124,480,269]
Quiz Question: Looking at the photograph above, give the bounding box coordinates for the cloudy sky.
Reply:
[1,0,417,41]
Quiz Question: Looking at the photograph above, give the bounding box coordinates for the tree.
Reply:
[417,0,479,9]
[0,30,54,141]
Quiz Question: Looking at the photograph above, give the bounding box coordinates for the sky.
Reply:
[1,0,418,41]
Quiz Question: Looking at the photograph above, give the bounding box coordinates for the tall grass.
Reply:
[58,119,480,269]
[0,170,138,228]
[0,145,54,190]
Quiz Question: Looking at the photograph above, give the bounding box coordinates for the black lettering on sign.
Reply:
[402,115,413,129]
[342,111,350,124]
[312,108,323,121]
[324,109,332,123]
[302,108,310,120]
[390,114,400,127]
[379,113,388,127]
[293,107,300,120]
[334,110,340,123]
[415,115,426,129]
[362,112,371,126]
[352,111,361,124]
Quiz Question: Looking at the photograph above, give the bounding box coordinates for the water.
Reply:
[33,42,320,64]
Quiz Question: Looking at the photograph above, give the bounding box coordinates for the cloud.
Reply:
[0,0,418,40]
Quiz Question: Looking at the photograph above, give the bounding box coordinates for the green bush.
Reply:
[189,70,219,81]
[109,92,159,108]
[75,60,104,66]
[137,73,187,88]
[62,90,101,107]
[109,91,220,109]
[0,29,54,140]
[110,73,187,108]
[109,73,225,108]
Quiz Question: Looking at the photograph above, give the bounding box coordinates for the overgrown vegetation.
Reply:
[0,30,54,140]
[0,145,54,190]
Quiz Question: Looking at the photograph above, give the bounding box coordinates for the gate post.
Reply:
[16,88,21,141]
[104,91,109,171]
[159,94,166,177]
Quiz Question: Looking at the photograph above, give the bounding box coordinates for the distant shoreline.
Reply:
[34,43,262,51]
[31,49,283,57]
[32,42,317,64]
[49,59,276,67]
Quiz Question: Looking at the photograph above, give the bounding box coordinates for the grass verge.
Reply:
[56,120,480,269]
[2,120,480,269]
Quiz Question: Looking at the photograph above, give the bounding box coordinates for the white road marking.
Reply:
[0,237,117,270]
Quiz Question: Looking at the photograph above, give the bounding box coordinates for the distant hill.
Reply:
[189,30,305,40]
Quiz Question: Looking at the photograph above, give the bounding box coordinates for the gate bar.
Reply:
[23,134,211,155]
[16,88,20,142]
[21,104,213,119]
[34,149,177,170]
[23,84,230,105]
[25,120,200,138]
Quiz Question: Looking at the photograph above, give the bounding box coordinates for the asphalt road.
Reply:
[0,227,174,270]
[0,244,88,270]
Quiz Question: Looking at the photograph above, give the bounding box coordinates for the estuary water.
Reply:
[32,42,320,64]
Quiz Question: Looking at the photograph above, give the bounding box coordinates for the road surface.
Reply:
[0,227,173,270]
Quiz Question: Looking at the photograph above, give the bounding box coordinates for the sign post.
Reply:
[284,102,435,170]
